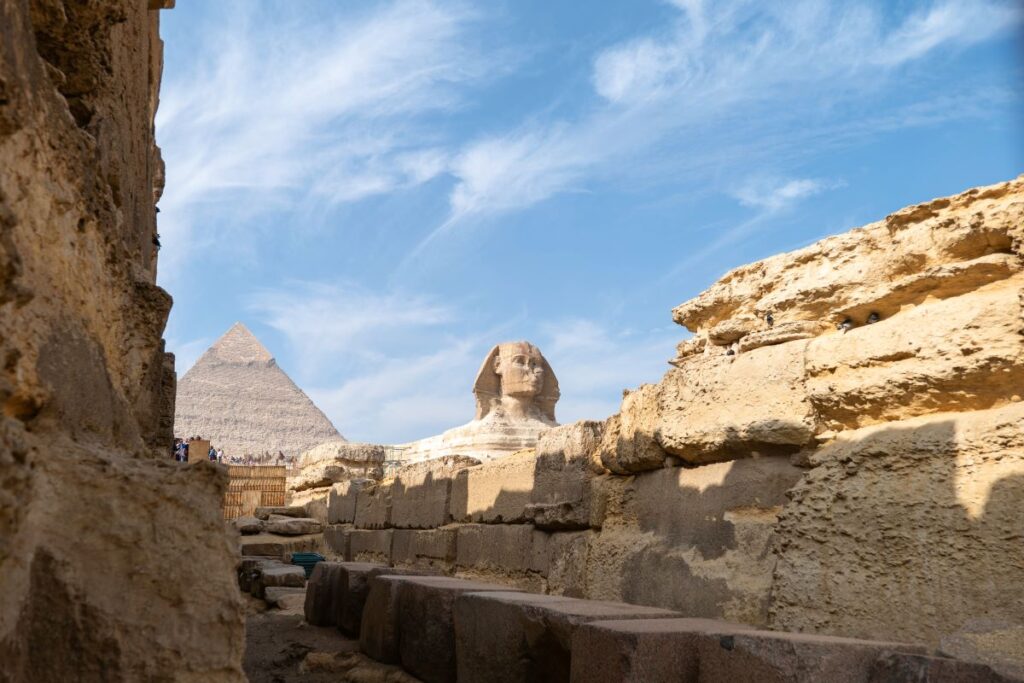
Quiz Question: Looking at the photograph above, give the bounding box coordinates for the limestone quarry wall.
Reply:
[317,176,1024,649]
[0,1,244,680]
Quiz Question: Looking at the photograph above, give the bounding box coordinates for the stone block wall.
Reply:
[0,1,244,679]
[323,442,803,625]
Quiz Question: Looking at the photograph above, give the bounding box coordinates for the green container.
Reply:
[290,552,325,578]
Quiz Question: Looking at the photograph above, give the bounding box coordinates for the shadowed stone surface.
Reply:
[454,591,680,683]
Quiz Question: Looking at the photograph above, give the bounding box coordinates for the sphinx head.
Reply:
[493,342,545,398]
[473,341,559,423]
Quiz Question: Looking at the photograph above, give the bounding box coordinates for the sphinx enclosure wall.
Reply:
[0,1,244,680]
[319,177,1024,646]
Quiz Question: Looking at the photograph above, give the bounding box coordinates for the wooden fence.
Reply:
[223,465,287,520]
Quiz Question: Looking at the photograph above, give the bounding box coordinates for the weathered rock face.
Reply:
[0,1,244,680]
[175,322,345,460]
[771,404,1024,644]
[399,341,560,463]
[597,175,1024,644]
[289,441,385,492]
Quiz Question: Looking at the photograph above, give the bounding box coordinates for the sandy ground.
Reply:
[243,595,420,683]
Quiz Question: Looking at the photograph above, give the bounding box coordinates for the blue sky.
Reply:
[157,0,1023,444]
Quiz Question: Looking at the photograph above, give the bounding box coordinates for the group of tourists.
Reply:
[172,437,224,463]
[171,439,296,467]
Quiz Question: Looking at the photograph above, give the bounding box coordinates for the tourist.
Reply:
[208,445,217,462]
[216,448,224,463]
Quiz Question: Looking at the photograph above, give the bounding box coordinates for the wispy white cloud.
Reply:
[246,280,454,378]
[412,0,1020,254]
[249,281,679,442]
[155,0,496,280]
[733,176,841,212]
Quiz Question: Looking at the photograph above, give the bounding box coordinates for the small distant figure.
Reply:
[837,318,854,333]
[765,312,774,327]
[866,312,880,324]
[208,446,217,462]
[216,448,224,463]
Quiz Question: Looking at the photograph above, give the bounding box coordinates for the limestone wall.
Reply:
[0,1,244,680]
[319,176,1024,649]
[321,427,805,627]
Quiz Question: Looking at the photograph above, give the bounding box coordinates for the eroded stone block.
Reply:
[328,479,372,524]
[354,484,392,529]
[391,468,453,529]
[304,561,346,627]
[348,529,393,563]
[392,527,457,570]
[252,564,305,599]
[263,516,323,536]
[393,577,525,682]
[332,562,388,637]
[451,451,535,523]
[455,524,547,575]
[454,591,679,683]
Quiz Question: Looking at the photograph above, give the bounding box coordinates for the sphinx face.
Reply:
[494,344,545,398]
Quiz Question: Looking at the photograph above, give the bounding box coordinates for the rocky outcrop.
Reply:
[599,175,1024,646]
[0,1,244,680]
[289,441,385,492]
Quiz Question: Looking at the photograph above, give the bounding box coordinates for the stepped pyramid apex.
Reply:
[203,321,273,364]
[175,323,345,458]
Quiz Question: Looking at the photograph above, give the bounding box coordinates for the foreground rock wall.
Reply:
[322,177,1024,652]
[0,1,244,680]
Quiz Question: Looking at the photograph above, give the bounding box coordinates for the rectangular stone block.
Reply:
[393,577,525,682]
[252,564,305,599]
[584,457,803,625]
[390,467,453,529]
[545,531,594,598]
[237,556,279,593]
[455,524,547,575]
[240,533,322,558]
[303,495,328,525]
[358,569,443,664]
[303,561,346,627]
[328,479,371,524]
[454,591,680,683]
[354,483,392,529]
[568,619,941,683]
[391,527,457,570]
[330,561,387,637]
[254,505,306,520]
[323,524,351,559]
[450,451,535,523]
[349,529,393,564]
[531,421,605,530]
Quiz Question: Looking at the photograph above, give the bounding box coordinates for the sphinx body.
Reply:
[399,342,559,463]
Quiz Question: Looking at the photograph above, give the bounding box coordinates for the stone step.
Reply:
[453,591,682,683]
[568,618,1011,683]
[240,532,322,558]
[359,575,522,681]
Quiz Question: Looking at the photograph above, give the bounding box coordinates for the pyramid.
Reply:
[174,323,345,458]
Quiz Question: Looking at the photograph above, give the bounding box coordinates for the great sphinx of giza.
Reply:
[399,341,560,463]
